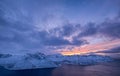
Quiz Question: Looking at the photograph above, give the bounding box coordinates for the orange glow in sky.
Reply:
[60,39,120,55]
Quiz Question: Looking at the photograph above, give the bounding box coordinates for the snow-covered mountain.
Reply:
[0,53,113,70]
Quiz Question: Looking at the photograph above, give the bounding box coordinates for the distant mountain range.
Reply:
[0,53,113,70]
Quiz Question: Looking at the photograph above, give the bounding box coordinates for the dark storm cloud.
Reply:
[0,7,42,51]
[50,24,81,37]
[34,30,86,46]
[0,17,85,51]
[78,23,97,37]
[97,46,120,53]
[98,16,120,38]
[75,13,120,39]
[0,6,86,53]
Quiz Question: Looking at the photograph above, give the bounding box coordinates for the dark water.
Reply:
[0,61,120,76]
[0,67,54,76]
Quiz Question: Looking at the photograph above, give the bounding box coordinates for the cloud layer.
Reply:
[0,0,120,54]
[97,46,120,53]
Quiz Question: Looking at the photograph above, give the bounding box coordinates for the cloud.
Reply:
[0,6,42,52]
[78,23,97,37]
[0,5,86,54]
[50,24,81,37]
[97,46,120,53]
[98,16,120,38]
[0,0,120,54]
[76,13,120,39]
[34,30,87,46]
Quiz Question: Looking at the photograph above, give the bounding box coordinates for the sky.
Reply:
[0,0,120,55]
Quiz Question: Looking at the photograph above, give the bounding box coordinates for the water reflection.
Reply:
[52,62,120,76]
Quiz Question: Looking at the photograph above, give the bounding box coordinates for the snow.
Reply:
[0,53,113,70]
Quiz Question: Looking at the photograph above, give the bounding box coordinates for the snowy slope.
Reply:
[0,53,113,70]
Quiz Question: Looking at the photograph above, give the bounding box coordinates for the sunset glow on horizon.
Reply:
[61,39,120,55]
